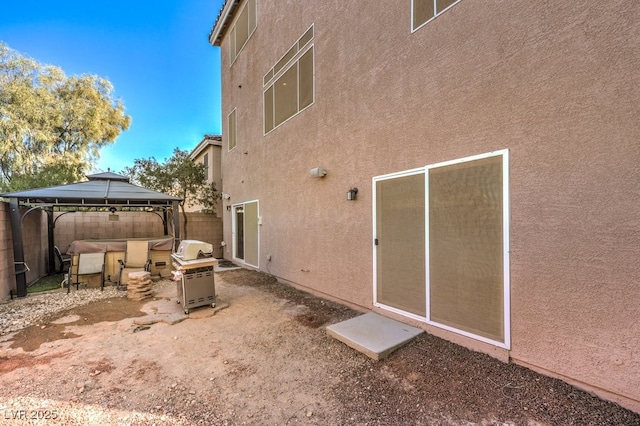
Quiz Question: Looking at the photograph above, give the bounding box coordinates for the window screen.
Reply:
[412,0,461,31]
[375,173,426,317]
[230,0,257,64]
[428,155,504,342]
[263,26,314,134]
[374,151,509,348]
[228,109,237,151]
[203,153,209,180]
[274,65,298,127]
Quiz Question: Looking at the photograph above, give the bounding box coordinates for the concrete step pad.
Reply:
[326,312,424,360]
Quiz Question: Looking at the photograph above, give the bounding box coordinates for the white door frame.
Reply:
[372,150,510,349]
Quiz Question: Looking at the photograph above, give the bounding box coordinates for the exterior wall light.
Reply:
[347,187,358,201]
[310,167,327,178]
[108,206,119,221]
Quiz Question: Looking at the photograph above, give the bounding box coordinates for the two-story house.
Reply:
[186,134,223,216]
[183,134,224,257]
[209,0,640,412]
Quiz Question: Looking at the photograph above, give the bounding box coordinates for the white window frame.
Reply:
[411,0,462,33]
[373,149,510,349]
[263,24,315,135]
[229,0,257,65]
[203,153,210,181]
[228,108,237,152]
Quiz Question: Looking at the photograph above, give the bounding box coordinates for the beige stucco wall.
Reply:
[54,211,167,254]
[180,212,224,258]
[0,207,221,298]
[186,143,223,217]
[0,203,13,297]
[216,0,639,411]
[53,211,222,257]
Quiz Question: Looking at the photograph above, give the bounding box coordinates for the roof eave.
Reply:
[189,135,222,160]
[209,0,241,46]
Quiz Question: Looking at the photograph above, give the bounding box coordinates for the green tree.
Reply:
[0,42,130,191]
[124,148,219,239]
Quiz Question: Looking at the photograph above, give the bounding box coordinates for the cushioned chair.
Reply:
[117,241,151,289]
[54,246,72,274]
[68,252,106,293]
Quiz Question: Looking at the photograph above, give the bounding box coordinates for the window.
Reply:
[263,25,314,134]
[229,0,257,64]
[374,150,510,348]
[412,0,461,32]
[203,153,209,181]
[228,109,237,151]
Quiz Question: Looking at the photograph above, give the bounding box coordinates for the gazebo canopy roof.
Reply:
[1,172,181,207]
[2,172,183,298]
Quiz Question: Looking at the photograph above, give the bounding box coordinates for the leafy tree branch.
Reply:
[123,148,219,239]
[0,42,130,191]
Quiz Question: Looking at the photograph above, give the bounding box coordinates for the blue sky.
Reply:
[0,0,225,173]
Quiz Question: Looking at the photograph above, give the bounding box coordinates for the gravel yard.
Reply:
[0,285,127,337]
[0,268,639,425]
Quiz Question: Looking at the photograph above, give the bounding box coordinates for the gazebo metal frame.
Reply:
[1,172,182,297]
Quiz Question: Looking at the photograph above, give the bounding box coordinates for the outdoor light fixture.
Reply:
[347,187,358,201]
[310,167,327,178]
[108,206,119,221]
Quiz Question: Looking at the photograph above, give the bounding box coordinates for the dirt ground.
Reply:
[0,269,638,425]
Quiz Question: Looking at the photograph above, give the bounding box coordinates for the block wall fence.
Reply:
[0,202,222,300]
[0,202,48,299]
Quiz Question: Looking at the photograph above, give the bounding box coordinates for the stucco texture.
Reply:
[215,0,640,411]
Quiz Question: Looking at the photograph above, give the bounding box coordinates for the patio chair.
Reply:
[68,252,106,293]
[117,240,151,289]
[54,246,72,273]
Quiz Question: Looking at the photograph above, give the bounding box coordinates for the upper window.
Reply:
[203,153,209,181]
[263,25,314,134]
[229,0,257,65]
[412,0,461,32]
[228,109,237,151]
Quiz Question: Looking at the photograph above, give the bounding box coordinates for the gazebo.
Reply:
[1,172,182,297]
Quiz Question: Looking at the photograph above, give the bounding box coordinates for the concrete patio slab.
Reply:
[134,280,230,327]
[326,312,424,360]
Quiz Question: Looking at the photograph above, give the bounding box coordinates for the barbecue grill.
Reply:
[171,240,218,314]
